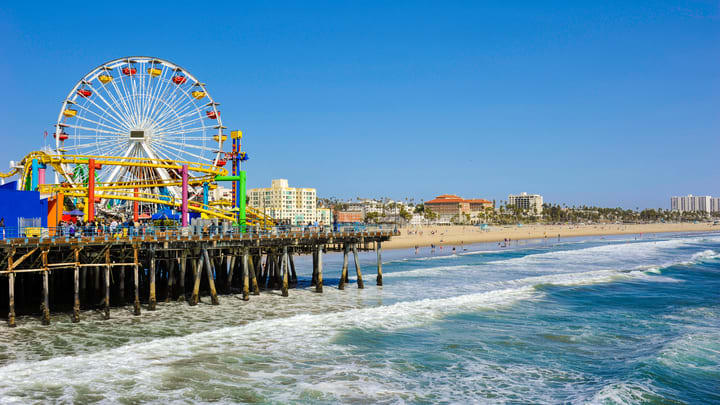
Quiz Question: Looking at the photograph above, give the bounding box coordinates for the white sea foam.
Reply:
[0,233,717,403]
[688,249,720,263]
[588,381,662,404]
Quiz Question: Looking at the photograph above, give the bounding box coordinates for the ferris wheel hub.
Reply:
[129,129,147,140]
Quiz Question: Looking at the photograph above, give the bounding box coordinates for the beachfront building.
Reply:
[671,195,713,213]
[713,198,720,213]
[212,185,232,202]
[335,211,364,223]
[425,194,493,221]
[317,207,333,225]
[345,198,410,216]
[508,192,544,214]
[248,179,317,225]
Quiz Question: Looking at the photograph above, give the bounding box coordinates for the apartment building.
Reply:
[248,179,317,225]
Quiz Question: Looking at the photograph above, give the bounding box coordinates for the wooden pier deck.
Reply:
[0,230,397,326]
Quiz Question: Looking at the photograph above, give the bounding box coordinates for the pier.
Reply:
[0,229,396,327]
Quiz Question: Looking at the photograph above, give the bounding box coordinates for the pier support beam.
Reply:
[41,250,50,325]
[376,241,383,286]
[339,243,349,290]
[311,249,317,287]
[242,251,250,301]
[133,248,141,316]
[149,251,157,310]
[281,246,289,297]
[249,254,260,295]
[166,256,175,302]
[202,248,220,305]
[316,245,323,293]
[8,272,15,327]
[190,256,203,306]
[289,251,297,285]
[119,265,125,304]
[226,253,235,293]
[353,243,364,289]
[178,250,187,302]
[73,249,80,322]
[7,251,15,327]
[104,250,111,320]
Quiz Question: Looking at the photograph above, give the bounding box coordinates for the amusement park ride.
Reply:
[0,56,273,230]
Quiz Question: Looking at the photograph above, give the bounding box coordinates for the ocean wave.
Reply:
[688,249,720,263]
[0,265,666,403]
[588,381,664,404]
[656,332,720,374]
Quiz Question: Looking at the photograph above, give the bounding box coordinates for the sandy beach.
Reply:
[384,222,720,250]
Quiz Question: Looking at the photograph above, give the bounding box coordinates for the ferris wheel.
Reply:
[53,56,226,199]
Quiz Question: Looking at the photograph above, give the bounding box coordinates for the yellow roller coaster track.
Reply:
[4,151,274,226]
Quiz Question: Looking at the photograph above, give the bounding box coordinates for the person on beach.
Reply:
[414,245,418,254]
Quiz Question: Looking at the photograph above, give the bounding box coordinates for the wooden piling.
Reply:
[149,251,157,310]
[202,248,220,305]
[376,241,383,286]
[249,253,260,295]
[104,250,110,320]
[41,250,50,325]
[289,251,297,285]
[133,247,141,316]
[118,265,125,304]
[73,251,80,323]
[226,253,235,293]
[166,256,175,302]
[7,272,15,328]
[190,256,203,306]
[339,243,349,290]
[311,249,318,287]
[242,251,250,301]
[316,245,323,293]
[178,250,187,302]
[7,250,15,327]
[353,243,364,289]
[281,246,289,297]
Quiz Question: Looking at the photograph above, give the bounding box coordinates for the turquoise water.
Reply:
[0,232,718,403]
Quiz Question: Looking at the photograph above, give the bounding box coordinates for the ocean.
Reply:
[0,232,718,404]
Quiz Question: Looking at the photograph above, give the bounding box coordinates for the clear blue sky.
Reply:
[1,1,718,209]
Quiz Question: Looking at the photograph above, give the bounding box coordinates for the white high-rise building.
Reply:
[248,179,318,225]
[712,198,720,213]
[670,195,713,212]
[508,192,543,214]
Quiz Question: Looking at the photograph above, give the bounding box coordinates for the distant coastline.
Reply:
[384,222,720,250]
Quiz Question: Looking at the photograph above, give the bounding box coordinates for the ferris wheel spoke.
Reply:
[150,141,212,163]
[105,69,138,126]
[71,138,126,151]
[153,126,209,137]
[71,114,127,134]
[91,84,135,128]
[153,139,216,153]
[63,123,125,136]
[114,67,139,127]
[94,140,129,157]
[153,115,206,136]
[145,67,171,122]
[150,71,187,123]
[149,85,203,128]
[75,97,128,130]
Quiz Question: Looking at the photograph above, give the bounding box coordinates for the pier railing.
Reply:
[0,223,398,243]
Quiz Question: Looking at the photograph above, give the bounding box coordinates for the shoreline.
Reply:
[383,223,720,250]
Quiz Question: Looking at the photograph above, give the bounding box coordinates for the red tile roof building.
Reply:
[425,194,493,216]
